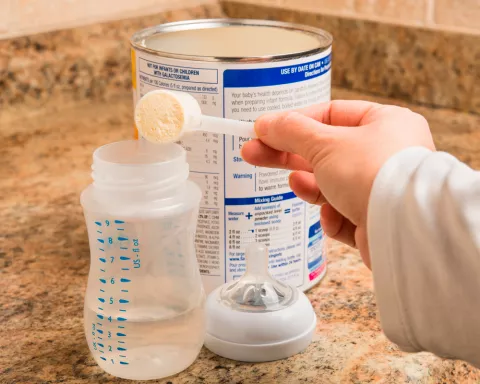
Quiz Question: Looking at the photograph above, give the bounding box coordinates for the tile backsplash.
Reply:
[223,0,480,35]
[0,0,214,39]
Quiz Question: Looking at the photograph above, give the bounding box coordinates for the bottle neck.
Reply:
[91,140,189,200]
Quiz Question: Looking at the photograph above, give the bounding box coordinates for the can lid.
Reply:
[204,243,317,362]
[131,19,332,62]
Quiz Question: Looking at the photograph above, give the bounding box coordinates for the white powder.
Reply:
[134,91,184,143]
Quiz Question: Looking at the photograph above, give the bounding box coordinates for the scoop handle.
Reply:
[200,115,256,138]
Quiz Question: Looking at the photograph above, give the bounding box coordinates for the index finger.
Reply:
[290,100,380,127]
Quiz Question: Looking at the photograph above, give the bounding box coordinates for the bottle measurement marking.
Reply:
[90,220,137,367]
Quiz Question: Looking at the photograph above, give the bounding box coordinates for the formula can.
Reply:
[131,19,332,294]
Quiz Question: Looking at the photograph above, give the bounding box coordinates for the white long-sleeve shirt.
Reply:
[368,147,480,368]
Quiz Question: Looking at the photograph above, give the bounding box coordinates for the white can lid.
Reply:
[204,243,317,362]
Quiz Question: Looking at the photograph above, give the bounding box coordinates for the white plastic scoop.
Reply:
[134,90,256,143]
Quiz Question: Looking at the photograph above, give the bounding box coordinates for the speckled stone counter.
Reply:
[2,88,480,383]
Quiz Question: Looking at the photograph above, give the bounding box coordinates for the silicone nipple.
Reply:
[204,242,317,362]
[219,242,297,312]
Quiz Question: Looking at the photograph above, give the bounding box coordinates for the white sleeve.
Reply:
[368,147,480,368]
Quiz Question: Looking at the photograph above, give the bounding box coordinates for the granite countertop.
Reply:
[2,88,480,384]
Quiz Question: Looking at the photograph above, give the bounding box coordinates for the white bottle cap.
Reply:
[205,243,317,362]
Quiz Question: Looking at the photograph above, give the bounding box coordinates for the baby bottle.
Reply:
[80,140,204,380]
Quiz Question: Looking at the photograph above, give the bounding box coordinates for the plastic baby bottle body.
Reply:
[80,141,204,380]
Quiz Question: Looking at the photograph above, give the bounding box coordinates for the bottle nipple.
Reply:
[204,242,317,362]
[219,242,297,312]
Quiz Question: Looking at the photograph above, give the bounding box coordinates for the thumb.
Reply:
[255,111,336,163]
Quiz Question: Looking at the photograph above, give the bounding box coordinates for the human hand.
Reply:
[241,100,435,268]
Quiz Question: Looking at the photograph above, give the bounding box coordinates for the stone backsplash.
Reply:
[0,3,224,121]
[223,2,480,115]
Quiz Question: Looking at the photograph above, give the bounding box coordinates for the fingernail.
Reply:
[255,114,275,137]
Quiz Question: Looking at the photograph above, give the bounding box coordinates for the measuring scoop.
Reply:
[134,90,256,144]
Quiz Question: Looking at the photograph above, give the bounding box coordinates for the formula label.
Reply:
[133,47,331,294]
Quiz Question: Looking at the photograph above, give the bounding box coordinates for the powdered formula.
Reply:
[131,19,332,294]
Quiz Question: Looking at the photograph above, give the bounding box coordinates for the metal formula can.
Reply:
[131,19,332,294]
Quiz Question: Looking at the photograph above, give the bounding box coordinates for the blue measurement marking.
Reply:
[117,228,124,231]
[97,230,102,234]
[100,269,105,272]
[99,278,106,284]
[119,309,127,312]
[97,322,102,326]
[117,317,127,321]
[99,248,105,252]
[118,341,125,343]
[100,356,107,361]
[100,289,105,293]
[119,299,129,304]
[95,222,102,226]
[114,220,125,224]
[121,268,129,271]
[97,238,105,243]
[98,298,105,303]
[117,347,127,351]
[99,350,104,354]
[118,236,128,241]
[99,258,106,263]
[117,333,126,337]
[98,343,104,348]
[120,247,128,250]
[98,307,104,311]
[120,362,129,365]
[119,355,127,358]
[118,326,125,329]
[120,278,131,283]
[121,289,128,293]
[97,329,104,334]
[97,314,104,320]
[120,256,130,260]
[98,336,103,340]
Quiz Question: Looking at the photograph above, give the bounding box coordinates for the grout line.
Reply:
[425,0,436,26]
